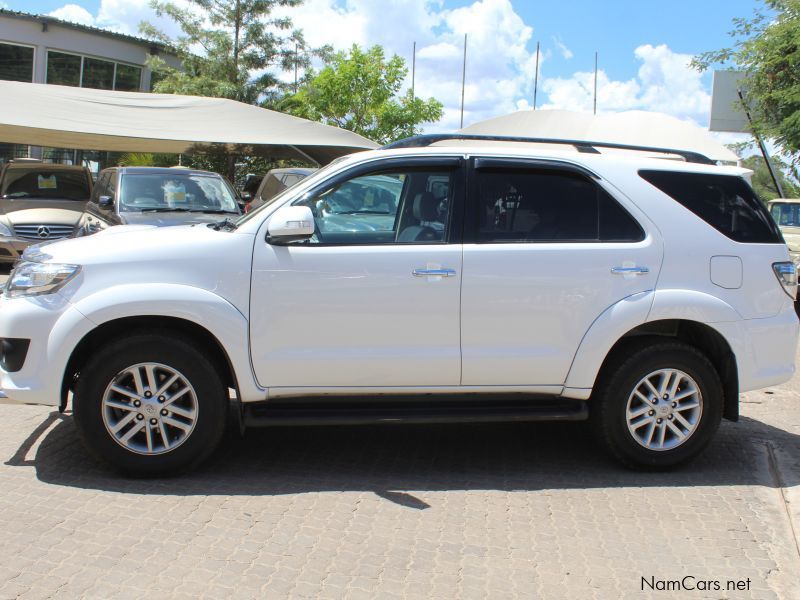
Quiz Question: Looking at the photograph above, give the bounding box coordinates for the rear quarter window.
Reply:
[639,170,783,244]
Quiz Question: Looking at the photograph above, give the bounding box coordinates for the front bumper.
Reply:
[0,293,95,406]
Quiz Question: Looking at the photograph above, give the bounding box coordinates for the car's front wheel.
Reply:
[591,341,723,469]
[73,333,227,476]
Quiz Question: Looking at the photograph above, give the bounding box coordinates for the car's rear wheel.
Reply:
[591,341,723,469]
[73,333,227,476]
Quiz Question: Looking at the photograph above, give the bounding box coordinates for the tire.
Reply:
[73,333,227,476]
[591,341,723,469]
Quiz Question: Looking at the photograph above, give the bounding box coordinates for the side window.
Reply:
[640,170,783,243]
[769,202,800,227]
[476,168,643,243]
[107,171,117,197]
[259,174,284,202]
[282,174,304,188]
[293,169,453,245]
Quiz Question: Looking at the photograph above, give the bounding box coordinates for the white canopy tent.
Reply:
[0,80,377,164]
[459,109,739,164]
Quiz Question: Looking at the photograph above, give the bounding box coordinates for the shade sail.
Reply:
[0,80,377,164]
[460,110,739,163]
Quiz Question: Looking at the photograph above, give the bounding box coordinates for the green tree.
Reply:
[141,0,311,104]
[741,154,800,200]
[116,152,177,167]
[140,0,319,178]
[693,0,800,159]
[281,45,443,144]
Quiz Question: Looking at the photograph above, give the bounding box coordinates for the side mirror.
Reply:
[267,205,315,245]
[98,195,113,209]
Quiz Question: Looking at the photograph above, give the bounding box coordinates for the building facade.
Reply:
[0,9,181,165]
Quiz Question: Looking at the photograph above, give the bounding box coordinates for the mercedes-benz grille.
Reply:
[13,224,76,241]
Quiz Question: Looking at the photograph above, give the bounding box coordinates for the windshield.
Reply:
[770,202,800,227]
[235,158,350,226]
[1,169,90,200]
[119,173,239,213]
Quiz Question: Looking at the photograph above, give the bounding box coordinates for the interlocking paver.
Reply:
[0,341,799,598]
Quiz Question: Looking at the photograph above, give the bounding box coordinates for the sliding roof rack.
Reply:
[381,133,716,165]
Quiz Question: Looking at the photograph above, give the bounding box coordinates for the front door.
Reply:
[460,158,663,386]
[250,158,464,390]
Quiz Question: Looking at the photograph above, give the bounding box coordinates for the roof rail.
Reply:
[381,134,716,165]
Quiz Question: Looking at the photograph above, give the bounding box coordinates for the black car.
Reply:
[79,166,240,235]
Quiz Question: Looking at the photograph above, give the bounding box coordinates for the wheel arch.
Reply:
[62,316,239,411]
[594,320,739,421]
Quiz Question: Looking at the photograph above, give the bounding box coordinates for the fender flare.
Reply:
[62,283,264,402]
[563,289,740,395]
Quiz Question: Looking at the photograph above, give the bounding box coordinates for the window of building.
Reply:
[0,42,34,82]
[476,167,644,243]
[114,64,141,91]
[46,50,142,91]
[82,57,115,89]
[47,51,81,86]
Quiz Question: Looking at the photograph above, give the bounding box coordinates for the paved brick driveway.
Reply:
[0,261,798,599]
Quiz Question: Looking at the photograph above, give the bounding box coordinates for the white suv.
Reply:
[1,135,797,475]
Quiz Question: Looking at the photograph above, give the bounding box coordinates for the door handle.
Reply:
[611,266,649,275]
[413,268,457,277]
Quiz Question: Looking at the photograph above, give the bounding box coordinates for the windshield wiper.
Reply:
[210,217,238,231]
[186,209,240,214]
[140,207,192,213]
[334,210,391,215]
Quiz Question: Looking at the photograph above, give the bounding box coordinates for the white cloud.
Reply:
[48,4,95,26]
[540,44,711,125]
[47,0,187,38]
[277,0,540,131]
[552,36,573,60]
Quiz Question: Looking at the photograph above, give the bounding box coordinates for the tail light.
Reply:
[773,262,798,299]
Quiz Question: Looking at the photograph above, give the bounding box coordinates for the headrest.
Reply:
[412,191,439,222]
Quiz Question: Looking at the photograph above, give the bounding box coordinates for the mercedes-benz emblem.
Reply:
[36,226,50,239]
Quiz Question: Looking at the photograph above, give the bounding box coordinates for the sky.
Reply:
[2,0,766,137]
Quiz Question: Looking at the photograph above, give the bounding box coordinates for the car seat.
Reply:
[397,191,443,242]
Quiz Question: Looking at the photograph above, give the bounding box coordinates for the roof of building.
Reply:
[0,9,178,55]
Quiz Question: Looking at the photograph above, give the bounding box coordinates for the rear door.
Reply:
[460,157,663,386]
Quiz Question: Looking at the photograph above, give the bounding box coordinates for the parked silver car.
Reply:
[0,160,93,263]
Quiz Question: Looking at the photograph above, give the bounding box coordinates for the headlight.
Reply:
[4,261,81,298]
[0,221,12,237]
